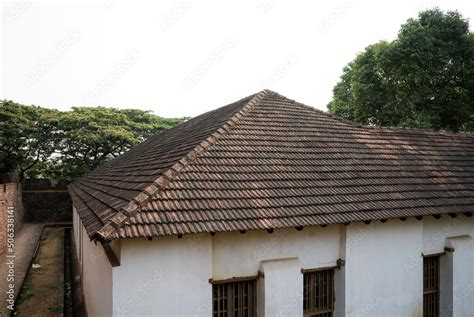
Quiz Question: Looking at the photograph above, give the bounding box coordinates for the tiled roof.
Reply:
[69,90,474,241]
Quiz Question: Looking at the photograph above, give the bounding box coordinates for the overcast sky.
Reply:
[1,0,473,118]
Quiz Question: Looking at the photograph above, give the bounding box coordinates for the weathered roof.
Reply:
[69,90,474,241]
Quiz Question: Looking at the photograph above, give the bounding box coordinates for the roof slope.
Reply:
[69,90,474,241]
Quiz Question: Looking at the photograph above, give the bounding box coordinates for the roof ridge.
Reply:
[268,91,474,137]
[94,89,272,242]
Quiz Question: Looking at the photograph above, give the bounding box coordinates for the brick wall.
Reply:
[0,173,24,254]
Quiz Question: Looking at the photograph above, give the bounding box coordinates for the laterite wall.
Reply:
[0,173,24,254]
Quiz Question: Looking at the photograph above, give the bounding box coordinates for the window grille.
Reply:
[303,268,335,317]
[423,255,440,317]
[212,278,256,317]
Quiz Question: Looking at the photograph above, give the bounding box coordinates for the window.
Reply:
[423,255,440,317]
[212,278,257,317]
[303,268,335,317]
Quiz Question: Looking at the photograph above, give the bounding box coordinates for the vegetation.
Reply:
[0,100,187,180]
[328,9,474,132]
[0,101,60,178]
[15,228,64,317]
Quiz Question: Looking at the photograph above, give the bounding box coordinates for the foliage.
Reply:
[0,101,187,180]
[0,101,60,178]
[52,107,185,179]
[328,8,474,132]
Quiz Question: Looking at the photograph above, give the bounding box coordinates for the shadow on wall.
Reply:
[22,178,72,223]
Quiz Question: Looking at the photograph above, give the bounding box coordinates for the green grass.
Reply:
[48,306,62,313]
[17,281,33,304]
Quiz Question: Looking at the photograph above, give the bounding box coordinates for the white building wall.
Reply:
[112,234,213,316]
[344,219,424,316]
[75,211,474,317]
[259,258,303,316]
[446,235,474,316]
[112,226,341,317]
[423,215,474,317]
[212,226,340,279]
[212,226,341,316]
[422,215,474,254]
[72,207,113,317]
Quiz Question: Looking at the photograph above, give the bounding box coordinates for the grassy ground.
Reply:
[15,227,64,316]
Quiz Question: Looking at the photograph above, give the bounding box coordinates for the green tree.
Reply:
[49,107,187,180]
[0,100,60,179]
[0,101,187,180]
[328,8,474,131]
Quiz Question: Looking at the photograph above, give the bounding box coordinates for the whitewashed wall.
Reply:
[110,226,342,316]
[343,215,474,317]
[344,219,424,316]
[75,211,474,317]
[213,226,340,315]
[259,258,303,316]
[112,234,213,316]
[212,226,340,278]
[73,207,113,317]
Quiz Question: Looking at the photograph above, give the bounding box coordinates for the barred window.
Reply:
[212,278,257,317]
[303,268,335,317]
[423,255,440,317]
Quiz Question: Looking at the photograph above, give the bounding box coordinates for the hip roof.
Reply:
[69,90,474,241]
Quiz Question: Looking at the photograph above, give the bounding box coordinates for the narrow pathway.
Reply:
[15,227,64,316]
[0,223,43,317]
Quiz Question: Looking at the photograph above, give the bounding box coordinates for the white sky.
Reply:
[1,0,473,118]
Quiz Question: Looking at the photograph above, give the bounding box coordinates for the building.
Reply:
[69,90,474,316]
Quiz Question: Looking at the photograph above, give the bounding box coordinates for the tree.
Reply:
[0,101,187,180]
[0,100,60,179]
[51,107,186,179]
[328,8,474,132]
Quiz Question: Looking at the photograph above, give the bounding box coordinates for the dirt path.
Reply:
[15,227,64,317]
[0,223,43,317]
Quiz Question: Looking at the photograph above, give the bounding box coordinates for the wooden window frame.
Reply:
[211,276,257,317]
[423,254,440,317]
[303,267,336,317]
